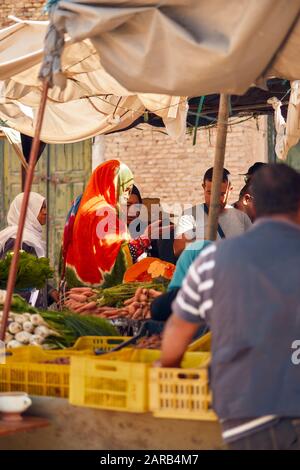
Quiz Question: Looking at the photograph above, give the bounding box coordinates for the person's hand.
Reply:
[148,289,163,299]
[50,289,59,303]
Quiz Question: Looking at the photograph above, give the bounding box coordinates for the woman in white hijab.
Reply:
[0,192,46,258]
[0,192,58,305]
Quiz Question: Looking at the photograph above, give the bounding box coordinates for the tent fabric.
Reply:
[269,81,300,160]
[120,79,290,133]
[0,20,187,144]
[0,126,28,168]
[47,0,300,97]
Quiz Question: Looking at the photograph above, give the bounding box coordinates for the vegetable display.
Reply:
[0,310,58,348]
[134,333,163,349]
[0,289,119,349]
[0,290,37,313]
[63,283,165,320]
[0,252,53,289]
[38,310,119,348]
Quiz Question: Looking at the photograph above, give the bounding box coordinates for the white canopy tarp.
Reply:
[47,0,300,97]
[268,81,300,160]
[0,20,187,144]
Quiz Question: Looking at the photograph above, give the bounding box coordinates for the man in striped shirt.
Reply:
[160,163,300,450]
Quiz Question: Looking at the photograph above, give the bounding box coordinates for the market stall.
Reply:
[1,0,300,451]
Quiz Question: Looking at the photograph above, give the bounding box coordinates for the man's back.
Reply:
[201,220,300,419]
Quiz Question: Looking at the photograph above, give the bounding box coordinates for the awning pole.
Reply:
[0,81,49,342]
[206,94,230,241]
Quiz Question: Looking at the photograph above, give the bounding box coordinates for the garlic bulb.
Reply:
[15,331,32,344]
[7,340,22,348]
[23,313,32,321]
[23,321,34,333]
[34,325,50,338]
[14,314,26,324]
[8,322,22,335]
[29,334,44,345]
[31,314,45,326]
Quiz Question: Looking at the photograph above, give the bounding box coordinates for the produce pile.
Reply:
[64,282,165,320]
[40,310,119,348]
[0,290,119,349]
[1,311,58,348]
[0,290,36,313]
[0,252,53,289]
[134,333,163,349]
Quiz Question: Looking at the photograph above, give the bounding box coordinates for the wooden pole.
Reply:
[21,165,26,192]
[0,81,49,342]
[206,94,230,241]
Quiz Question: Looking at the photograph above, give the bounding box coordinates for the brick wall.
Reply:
[104,117,268,209]
[0,1,47,27]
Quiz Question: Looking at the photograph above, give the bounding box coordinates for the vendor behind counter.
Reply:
[0,192,58,308]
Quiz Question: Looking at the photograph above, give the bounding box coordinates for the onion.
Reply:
[7,340,22,349]
[15,331,32,344]
[31,314,45,326]
[29,334,44,345]
[23,321,34,333]
[34,326,51,338]
[14,314,26,324]
[8,322,22,335]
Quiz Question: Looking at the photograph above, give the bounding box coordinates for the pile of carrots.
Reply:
[63,286,162,320]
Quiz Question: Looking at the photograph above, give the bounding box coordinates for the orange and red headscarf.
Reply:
[62,160,134,287]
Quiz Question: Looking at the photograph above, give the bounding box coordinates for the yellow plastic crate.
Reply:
[149,353,217,421]
[69,349,211,413]
[3,336,132,361]
[70,348,160,413]
[0,347,71,398]
[70,336,132,352]
[188,332,211,352]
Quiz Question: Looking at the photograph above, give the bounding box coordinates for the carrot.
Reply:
[132,308,143,319]
[68,293,88,303]
[69,287,94,294]
[76,301,97,313]
[124,296,137,306]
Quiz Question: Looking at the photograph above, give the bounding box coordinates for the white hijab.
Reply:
[0,192,46,258]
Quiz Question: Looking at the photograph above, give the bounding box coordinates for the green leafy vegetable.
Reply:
[0,251,53,289]
[39,310,119,348]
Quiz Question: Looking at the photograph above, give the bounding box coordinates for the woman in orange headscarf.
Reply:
[61,160,151,288]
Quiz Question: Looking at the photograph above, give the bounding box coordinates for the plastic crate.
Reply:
[0,347,71,398]
[3,336,133,361]
[70,348,160,412]
[149,353,216,421]
[69,349,210,413]
[187,332,211,352]
[70,336,132,353]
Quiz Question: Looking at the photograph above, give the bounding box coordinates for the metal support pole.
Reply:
[206,94,230,241]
